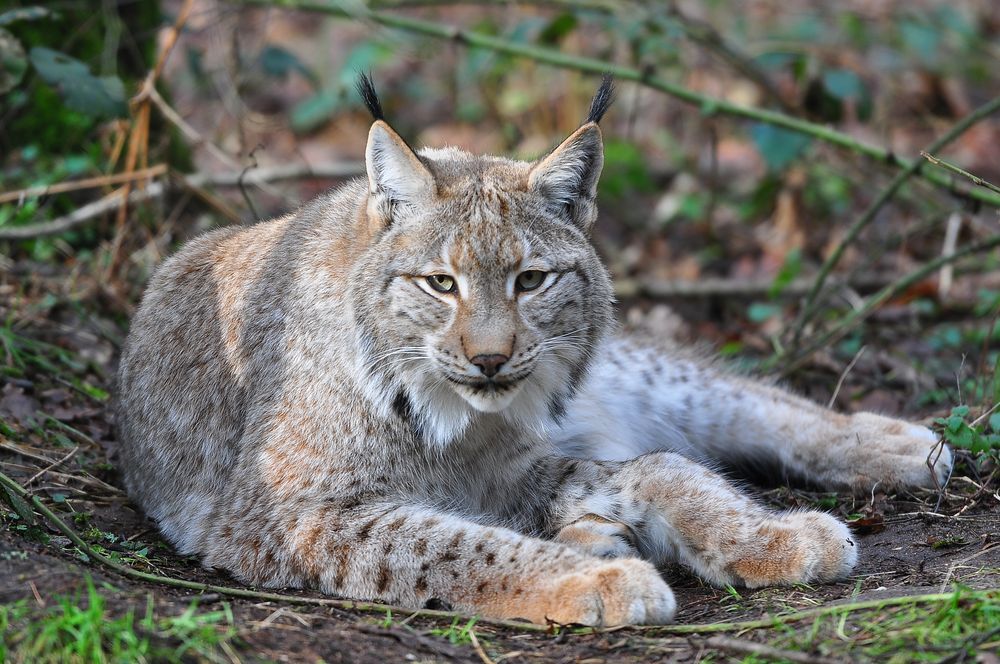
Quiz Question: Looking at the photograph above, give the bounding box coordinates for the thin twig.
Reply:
[921,152,1000,195]
[0,185,161,241]
[26,446,79,486]
[0,166,167,205]
[238,144,265,222]
[705,635,841,664]
[238,0,1000,208]
[938,211,963,298]
[0,163,363,240]
[468,628,495,664]
[145,87,240,171]
[790,93,1000,346]
[827,345,866,409]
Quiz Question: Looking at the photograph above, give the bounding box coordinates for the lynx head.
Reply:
[350,74,616,446]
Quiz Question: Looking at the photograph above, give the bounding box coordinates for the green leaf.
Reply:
[0,484,35,527]
[77,381,109,401]
[989,413,1000,434]
[747,302,781,323]
[29,47,127,119]
[0,27,27,94]
[538,13,577,44]
[290,88,342,133]
[599,140,654,199]
[951,427,974,450]
[822,69,864,101]
[768,248,802,298]
[952,405,970,418]
[750,123,812,171]
[258,45,318,88]
[900,20,941,66]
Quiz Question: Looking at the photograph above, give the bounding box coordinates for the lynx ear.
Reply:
[528,123,604,231]
[528,75,613,231]
[365,120,436,223]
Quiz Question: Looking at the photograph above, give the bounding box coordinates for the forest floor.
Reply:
[1,270,997,663]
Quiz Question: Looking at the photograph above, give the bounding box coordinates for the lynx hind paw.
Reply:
[555,515,640,559]
[851,414,953,490]
[548,558,676,626]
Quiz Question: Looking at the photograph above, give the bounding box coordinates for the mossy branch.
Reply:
[0,469,993,638]
[237,0,1000,209]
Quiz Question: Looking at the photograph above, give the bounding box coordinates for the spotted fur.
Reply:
[116,79,951,626]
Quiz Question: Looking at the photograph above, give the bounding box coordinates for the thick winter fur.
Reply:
[116,80,951,627]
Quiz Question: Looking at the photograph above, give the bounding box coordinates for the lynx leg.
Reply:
[203,499,675,626]
[553,454,857,588]
[564,345,953,492]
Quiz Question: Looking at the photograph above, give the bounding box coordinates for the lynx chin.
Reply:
[116,74,952,626]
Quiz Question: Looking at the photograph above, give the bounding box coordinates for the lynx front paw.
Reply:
[724,511,857,588]
[846,413,952,491]
[545,558,676,626]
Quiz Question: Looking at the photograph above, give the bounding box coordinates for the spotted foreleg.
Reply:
[549,454,858,588]
[203,499,676,626]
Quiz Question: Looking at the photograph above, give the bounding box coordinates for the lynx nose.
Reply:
[470,353,509,378]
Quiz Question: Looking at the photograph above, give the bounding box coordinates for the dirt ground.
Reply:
[1,293,997,663]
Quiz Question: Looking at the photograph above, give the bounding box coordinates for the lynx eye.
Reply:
[515,270,547,292]
[426,274,457,294]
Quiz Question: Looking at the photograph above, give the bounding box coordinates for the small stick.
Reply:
[0,165,167,205]
[29,580,45,607]
[26,446,79,485]
[775,233,1000,375]
[469,628,495,664]
[37,412,99,449]
[0,163,364,241]
[706,635,841,664]
[146,86,238,170]
[921,152,1000,195]
[938,211,962,298]
[827,345,867,409]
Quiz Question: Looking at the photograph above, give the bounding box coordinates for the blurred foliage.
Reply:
[0,1,160,253]
[0,0,997,413]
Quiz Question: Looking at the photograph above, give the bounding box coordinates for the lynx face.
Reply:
[350,130,615,445]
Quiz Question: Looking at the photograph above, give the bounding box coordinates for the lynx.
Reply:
[116,75,951,626]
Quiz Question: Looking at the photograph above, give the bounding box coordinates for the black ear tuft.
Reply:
[586,73,615,124]
[356,72,384,121]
